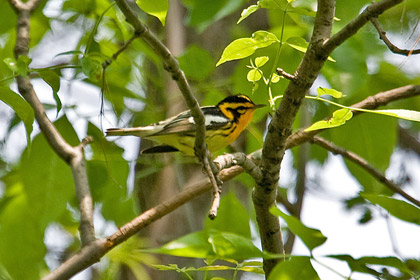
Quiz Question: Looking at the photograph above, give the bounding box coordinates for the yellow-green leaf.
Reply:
[237,5,260,24]
[247,69,262,82]
[137,0,168,26]
[305,108,353,131]
[254,56,269,67]
[216,31,279,66]
[0,87,34,145]
[317,87,344,98]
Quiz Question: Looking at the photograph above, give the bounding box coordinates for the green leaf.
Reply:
[316,87,344,98]
[268,256,320,280]
[247,69,262,82]
[204,191,251,238]
[81,56,102,81]
[329,255,412,277]
[0,187,46,279]
[287,37,335,62]
[55,50,83,57]
[137,0,168,26]
[216,31,279,66]
[362,194,420,225]
[0,117,78,279]
[305,108,353,132]
[178,45,214,81]
[0,87,34,145]
[38,70,62,115]
[270,207,327,251]
[258,0,284,9]
[237,5,260,24]
[330,113,396,193]
[3,56,32,77]
[87,123,135,224]
[254,56,269,67]
[208,231,263,260]
[145,230,263,260]
[271,72,281,83]
[185,0,244,32]
[328,255,380,276]
[145,230,215,258]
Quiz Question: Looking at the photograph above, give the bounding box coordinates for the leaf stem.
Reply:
[266,2,289,109]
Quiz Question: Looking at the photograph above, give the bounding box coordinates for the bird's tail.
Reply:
[106,126,158,137]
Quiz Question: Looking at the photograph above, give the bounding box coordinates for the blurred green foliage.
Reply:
[0,0,420,279]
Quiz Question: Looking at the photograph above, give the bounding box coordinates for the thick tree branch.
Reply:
[114,0,222,218]
[255,0,336,274]
[370,17,420,56]
[312,136,420,208]
[255,1,406,275]
[8,0,95,246]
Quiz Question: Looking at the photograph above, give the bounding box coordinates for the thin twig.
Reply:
[114,0,222,217]
[312,136,420,208]
[323,0,404,55]
[102,33,140,69]
[7,0,95,246]
[276,68,296,81]
[370,17,420,56]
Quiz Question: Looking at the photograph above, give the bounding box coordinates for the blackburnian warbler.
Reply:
[106,94,264,156]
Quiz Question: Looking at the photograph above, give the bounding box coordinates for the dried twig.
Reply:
[312,136,420,208]
[370,17,420,56]
[276,68,296,81]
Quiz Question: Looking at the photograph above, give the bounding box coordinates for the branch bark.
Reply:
[254,0,406,275]
[114,0,222,218]
[7,0,95,246]
[370,17,420,56]
[254,0,336,274]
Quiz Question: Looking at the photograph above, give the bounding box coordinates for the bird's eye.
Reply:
[235,106,247,114]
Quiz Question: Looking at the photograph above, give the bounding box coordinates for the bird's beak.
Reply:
[254,103,266,109]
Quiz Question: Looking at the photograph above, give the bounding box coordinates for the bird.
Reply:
[106,94,265,156]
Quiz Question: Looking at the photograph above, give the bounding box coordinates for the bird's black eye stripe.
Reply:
[228,106,248,114]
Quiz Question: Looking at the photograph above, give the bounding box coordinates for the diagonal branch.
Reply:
[114,0,222,218]
[44,84,420,279]
[42,153,250,280]
[370,17,420,56]
[7,0,95,246]
[312,136,420,208]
